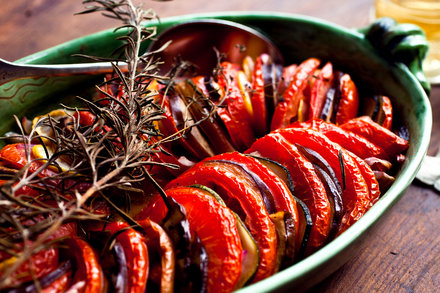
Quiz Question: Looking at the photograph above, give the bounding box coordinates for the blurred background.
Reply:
[0,0,373,61]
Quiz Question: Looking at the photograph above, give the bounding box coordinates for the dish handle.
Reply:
[359,17,431,96]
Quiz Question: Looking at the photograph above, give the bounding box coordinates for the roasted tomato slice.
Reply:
[379,95,393,130]
[0,247,59,288]
[309,62,334,120]
[340,116,409,159]
[105,223,149,293]
[63,237,105,293]
[277,64,298,96]
[346,152,381,205]
[250,55,267,136]
[137,219,175,293]
[334,73,359,125]
[139,186,243,293]
[0,143,57,178]
[215,62,256,150]
[166,162,278,282]
[291,119,389,160]
[275,127,372,234]
[0,222,77,288]
[246,133,332,253]
[250,54,282,136]
[271,58,320,130]
[206,152,301,255]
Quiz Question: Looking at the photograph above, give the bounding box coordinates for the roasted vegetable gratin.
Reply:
[0,49,409,292]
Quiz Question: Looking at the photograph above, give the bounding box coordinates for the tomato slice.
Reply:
[276,64,297,96]
[246,133,332,253]
[335,73,359,125]
[291,119,389,160]
[102,223,150,293]
[250,55,266,136]
[346,151,381,206]
[166,163,277,282]
[140,186,243,293]
[0,247,59,287]
[271,58,320,130]
[207,152,301,254]
[138,219,175,293]
[309,62,334,120]
[273,127,372,234]
[340,116,409,159]
[380,95,393,130]
[215,62,256,150]
[0,143,57,178]
[63,237,105,293]
[0,222,77,288]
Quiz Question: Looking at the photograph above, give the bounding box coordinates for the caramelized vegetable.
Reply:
[271,58,321,130]
[166,161,278,282]
[0,51,410,293]
[275,127,371,234]
[246,133,332,253]
[139,187,243,293]
[340,116,408,159]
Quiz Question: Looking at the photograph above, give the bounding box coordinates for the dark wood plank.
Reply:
[0,1,439,292]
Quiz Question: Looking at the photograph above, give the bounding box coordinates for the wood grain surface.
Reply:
[0,1,439,292]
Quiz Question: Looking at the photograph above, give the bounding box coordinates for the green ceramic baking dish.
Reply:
[0,11,432,293]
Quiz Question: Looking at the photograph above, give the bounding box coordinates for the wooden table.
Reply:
[0,1,439,292]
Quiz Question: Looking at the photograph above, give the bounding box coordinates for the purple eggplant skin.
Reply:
[313,164,344,240]
[112,241,129,293]
[261,55,283,127]
[211,159,278,214]
[294,144,344,240]
[294,195,313,261]
[320,71,343,123]
[246,154,295,194]
[294,144,342,195]
[245,153,313,261]
[166,87,214,160]
[176,79,236,155]
[159,196,209,293]
[2,260,72,293]
[277,211,297,270]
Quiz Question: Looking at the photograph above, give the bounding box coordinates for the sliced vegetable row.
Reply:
[0,54,409,292]
[150,54,397,181]
[140,115,406,291]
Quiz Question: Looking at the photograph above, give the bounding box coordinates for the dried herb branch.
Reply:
[0,0,176,288]
[0,0,231,288]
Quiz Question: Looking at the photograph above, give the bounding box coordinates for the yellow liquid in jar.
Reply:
[375,0,440,83]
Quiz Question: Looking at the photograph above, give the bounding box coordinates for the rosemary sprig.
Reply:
[0,0,232,287]
[0,0,175,288]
